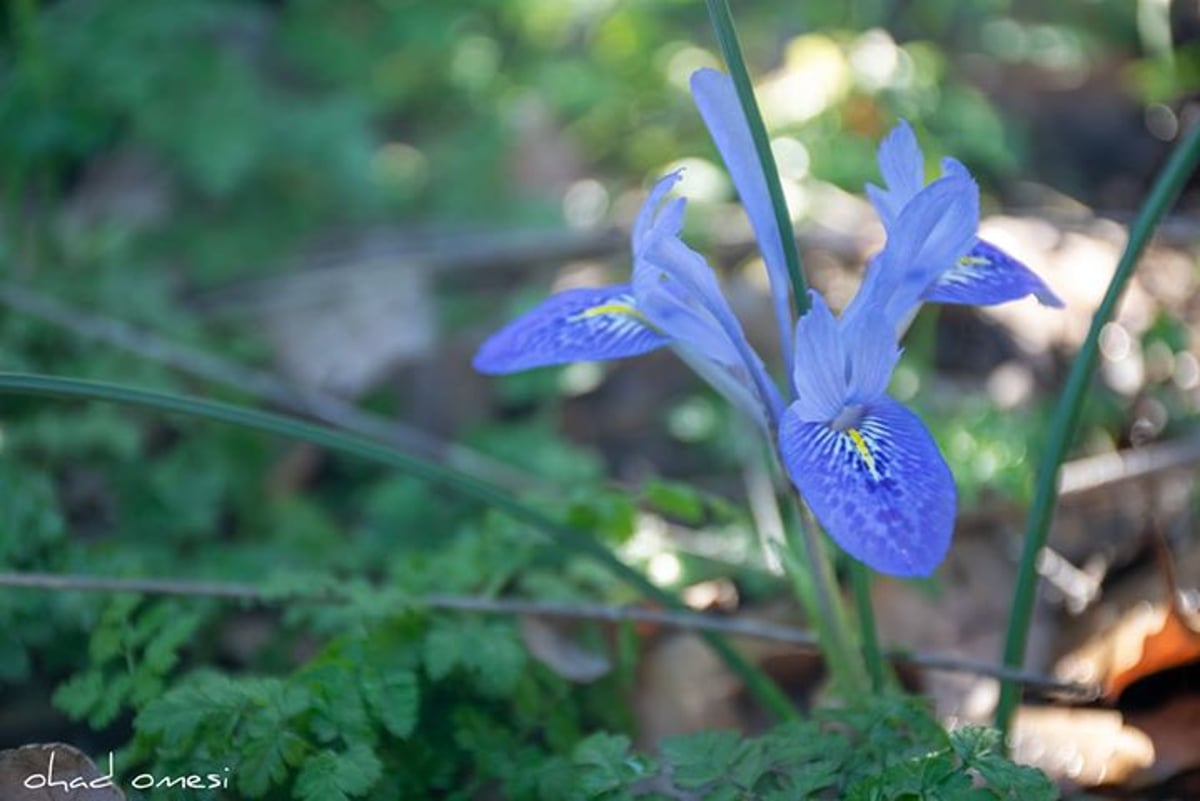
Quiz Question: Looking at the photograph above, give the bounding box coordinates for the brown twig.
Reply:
[0,570,1098,700]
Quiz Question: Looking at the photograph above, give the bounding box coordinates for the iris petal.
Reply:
[691,68,795,369]
[867,120,925,228]
[790,292,847,422]
[923,239,1065,308]
[844,308,901,406]
[673,344,776,429]
[778,397,955,577]
[634,172,684,250]
[472,285,667,374]
[845,172,979,334]
[635,231,784,425]
[886,173,981,312]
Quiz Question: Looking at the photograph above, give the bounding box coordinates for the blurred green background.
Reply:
[2,0,1200,794]
[3,0,1194,278]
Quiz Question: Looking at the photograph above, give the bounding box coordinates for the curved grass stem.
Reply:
[0,371,797,721]
[995,121,1200,738]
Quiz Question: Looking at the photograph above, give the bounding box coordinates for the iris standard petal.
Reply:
[923,239,1065,308]
[843,307,902,406]
[844,173,980,333]
[867,120,925,228]
[789,291,847,423]
[778,397,955,578]
[633,270,741,367]
[633,172,684,250]
[674,343,777,429]
[691,68,794,367]
[880,174,980,327]
[636,230,730,317]
[940,156,970,182]
[887,173,980,297]
[472,285,667,374]
[635,232,784,424]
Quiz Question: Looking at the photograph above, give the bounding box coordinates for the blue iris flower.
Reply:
[473,68,1061,578]
[844,120,1064,338]
[474,170,782,430]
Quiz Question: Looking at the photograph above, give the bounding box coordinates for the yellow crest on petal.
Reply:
[847,427,879,479]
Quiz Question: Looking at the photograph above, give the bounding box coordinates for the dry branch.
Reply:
[0,570,1098,700]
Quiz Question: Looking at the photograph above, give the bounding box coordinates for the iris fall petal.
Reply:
[472,285,667,374]
[778,397,955,577]
[923,239,1065,308]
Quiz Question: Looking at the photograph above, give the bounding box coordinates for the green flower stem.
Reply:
[995,121,1200,739]
[704,0,808,316]
[782,496,869,697]
[849,559,886,692]
[706,0,871,699]
[0,371,797,721]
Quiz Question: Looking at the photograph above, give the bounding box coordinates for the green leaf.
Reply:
[141,606,204,675]
[136,672,246,746]
[950,727,1001,763]
[239,729,309,798]
[360,665,419,739]
[659,730,742,789]
[306,669,372,744]
[0,462,65,564]
[89,594,141,662]
[970,759,1058,801]
[294,744,383,801]
[726,739,768,789]
[213,678,312,797]
[951,726,1057,800]
[640,478,707,525]
[768,758,842,800]
[423,619,465,681]
[571,733,655,798]
[423,617,526,697]
[52,670,106,722]
[565,489,637,543]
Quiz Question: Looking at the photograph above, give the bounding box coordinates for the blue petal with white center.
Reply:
[924,238,1065,308]
[472,284,667,374]
[778,397,955,578]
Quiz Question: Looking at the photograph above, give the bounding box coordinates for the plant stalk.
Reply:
[995,120,1200,738]
[704,0,872,699]
[849,560,886,692]
[782,496,869,697]
[703,0,808,317]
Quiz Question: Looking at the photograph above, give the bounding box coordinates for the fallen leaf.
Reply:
[1106,599,1200,702]
[1056,528,1200,705]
